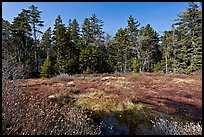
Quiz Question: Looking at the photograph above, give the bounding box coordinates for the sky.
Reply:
[2,2,199,37]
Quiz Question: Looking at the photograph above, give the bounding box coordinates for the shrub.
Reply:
[40,58,52,78]
[83,67,93,74]
[54,73,74,81]
[152,116,202,135]
[2,53,30,80]
[132,57,139,72]
[153,62,165,72]
[60,58,79,74]
[2,80,101,135]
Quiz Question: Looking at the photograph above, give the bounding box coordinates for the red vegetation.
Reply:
[13,72,203,122]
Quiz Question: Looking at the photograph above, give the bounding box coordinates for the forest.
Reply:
[2,2,202,79]
[2,2,202,135]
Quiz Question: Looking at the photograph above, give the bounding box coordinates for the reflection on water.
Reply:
[101,113,129,135]
[91,110,160,135]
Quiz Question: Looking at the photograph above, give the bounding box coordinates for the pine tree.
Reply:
[127,15,140,72]
[52,15,68,73]
[89,14,105,72]
[10,9,33,64]
[81,18,93,45]
[89,14,105,43]
[173,2,202,73]
[40,27,52,59]
[138,24,160,72]
[66,19,81,73]
[68,19,80,43]
[105,33,115,72]
[2,18,12,53]
[28,5,44,74]
[113,28,129,72]
[80,14,105,73]
[160,30,174,72]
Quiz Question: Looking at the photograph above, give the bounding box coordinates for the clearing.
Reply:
[2,72,202,135]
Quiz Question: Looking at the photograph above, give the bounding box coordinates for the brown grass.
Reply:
[3,72,202,134]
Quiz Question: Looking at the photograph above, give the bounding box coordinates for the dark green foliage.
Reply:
[153,62,166,72]
[168,2,202,74]
[40,27,52,59]
[113,28,129,72]
[2,18,13,53]
[10,9,33,64]
[2,3,202,78]
[52,15,69,74]
[28,5,44,73]
[160,30,174,73]
[80,14,105,73]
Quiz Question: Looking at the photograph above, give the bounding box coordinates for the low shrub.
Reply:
[152,116,202,135]
[54,73,74,81]
[2,80,101,135]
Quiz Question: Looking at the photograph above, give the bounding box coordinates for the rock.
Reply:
[48,95,55,99]
[48,94,61,99]
[67,81,75,87]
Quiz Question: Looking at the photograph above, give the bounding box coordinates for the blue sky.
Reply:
[2,2,199,37]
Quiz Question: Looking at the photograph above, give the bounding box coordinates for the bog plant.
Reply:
[54,73,74,81]
[152,116,202,135]
[73,91,146,113]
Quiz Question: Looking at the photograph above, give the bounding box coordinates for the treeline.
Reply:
[2,2,202,78]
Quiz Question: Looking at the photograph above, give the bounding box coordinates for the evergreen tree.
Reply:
[173,2,202,73]
[40,27,52,59]
[10,9,33,64]
[138,24,160,72]
[81,18,93,45]
[28,5,44,74]
[3,3,202,77]
[80,14,105,73]
[52,15,68,73]
[2,18,12,53]
[89,14,105,43]
[105,33,115,72]
[160,30,174,72]
[66,19,81,73]
[127,15,140,72]
[89,14,105,72]
[68,19,80,43]
[113,28,129,72]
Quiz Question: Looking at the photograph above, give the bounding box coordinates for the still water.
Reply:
[91,110,160,135]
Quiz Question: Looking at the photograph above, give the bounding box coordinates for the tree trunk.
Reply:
[124,47,127,73]
[165,49,168,73]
